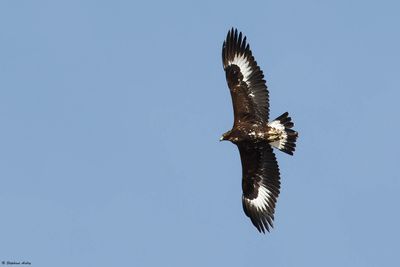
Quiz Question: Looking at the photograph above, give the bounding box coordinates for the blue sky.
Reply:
[1,1,399,266]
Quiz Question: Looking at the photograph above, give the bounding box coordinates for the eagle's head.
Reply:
[220,130,232,142]
[220,130,239,142]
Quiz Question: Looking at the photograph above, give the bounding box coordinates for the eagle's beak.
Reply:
[219,136,224,141]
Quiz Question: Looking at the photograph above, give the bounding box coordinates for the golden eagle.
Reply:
[220,28,298,233]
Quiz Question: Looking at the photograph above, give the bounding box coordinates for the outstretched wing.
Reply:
[222,28,269,124]
[238,142,280,233]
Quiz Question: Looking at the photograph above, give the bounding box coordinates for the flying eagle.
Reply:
[220,28,298,233]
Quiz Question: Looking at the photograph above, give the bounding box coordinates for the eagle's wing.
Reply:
[222,28,269,124]
[238,142,280,233]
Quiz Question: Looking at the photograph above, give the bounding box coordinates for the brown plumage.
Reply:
[220,28,298,233]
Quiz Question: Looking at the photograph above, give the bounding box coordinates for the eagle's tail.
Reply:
[268,112,298,155]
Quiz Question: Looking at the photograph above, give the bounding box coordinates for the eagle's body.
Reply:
[221,28,298,233]
[222,123,279,143]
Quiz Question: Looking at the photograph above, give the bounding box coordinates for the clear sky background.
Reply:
[1,1,399,266]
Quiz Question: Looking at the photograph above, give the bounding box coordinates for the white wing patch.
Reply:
[244,184,272,211]
[268,120,288,150]
[228,54,252,86]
